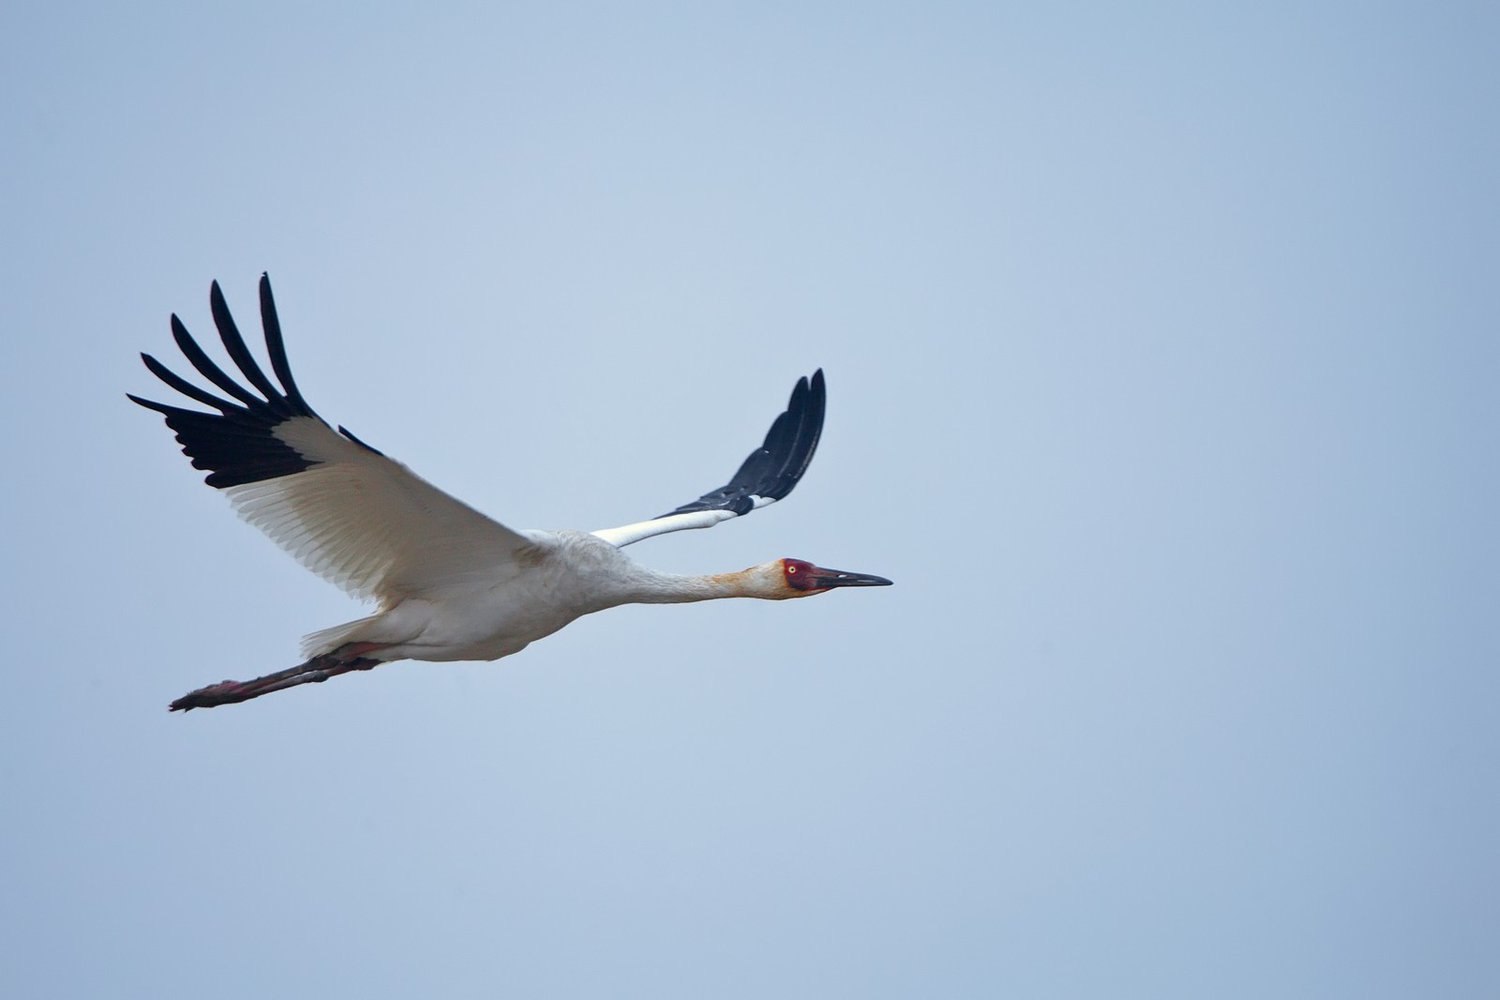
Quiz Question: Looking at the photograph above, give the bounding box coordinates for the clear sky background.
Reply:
[2,3,1495,997]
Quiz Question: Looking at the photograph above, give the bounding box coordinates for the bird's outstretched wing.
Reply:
[130,275,535,604]
[591,369,826,548]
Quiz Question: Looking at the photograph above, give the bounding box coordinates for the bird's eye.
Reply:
[787,565,797,573]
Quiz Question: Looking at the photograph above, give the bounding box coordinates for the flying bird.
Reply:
[131,275,892,711]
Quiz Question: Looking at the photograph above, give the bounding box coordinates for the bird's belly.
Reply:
[378,589,587,663]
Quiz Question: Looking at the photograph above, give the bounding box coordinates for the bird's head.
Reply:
[773,557,893,598]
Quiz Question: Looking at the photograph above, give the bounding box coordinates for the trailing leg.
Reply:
[168,644,386,711]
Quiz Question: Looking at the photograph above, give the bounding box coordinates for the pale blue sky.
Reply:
[2,2,1496,997]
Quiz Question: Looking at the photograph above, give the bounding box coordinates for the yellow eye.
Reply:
[787,565,797,573]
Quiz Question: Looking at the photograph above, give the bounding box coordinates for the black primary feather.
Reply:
[129,275,381,489]
[658,369,826,518]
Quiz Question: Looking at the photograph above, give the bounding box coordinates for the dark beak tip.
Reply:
[829,571,894,588]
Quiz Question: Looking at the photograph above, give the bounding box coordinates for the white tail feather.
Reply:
[300,614,382,659]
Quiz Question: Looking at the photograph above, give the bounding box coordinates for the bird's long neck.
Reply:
[618,564,783,604]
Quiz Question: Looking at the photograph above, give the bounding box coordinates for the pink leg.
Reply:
[169,643,388,711]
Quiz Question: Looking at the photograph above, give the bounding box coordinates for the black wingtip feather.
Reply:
[132,278,338,490]
[657,369,828,520]
[258,274,314,414]
[170,314,263,408]
[141,352,240,413]
[127,392,172,415]
[211,280,284,403]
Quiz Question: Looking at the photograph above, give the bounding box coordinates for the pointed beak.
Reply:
[807,565,894,589]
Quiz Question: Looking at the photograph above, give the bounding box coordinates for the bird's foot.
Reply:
[169,679,245,712]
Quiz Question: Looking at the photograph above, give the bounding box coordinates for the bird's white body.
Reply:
[131,275,889,709]
[305,531,789,664]
[219,413,795,664]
